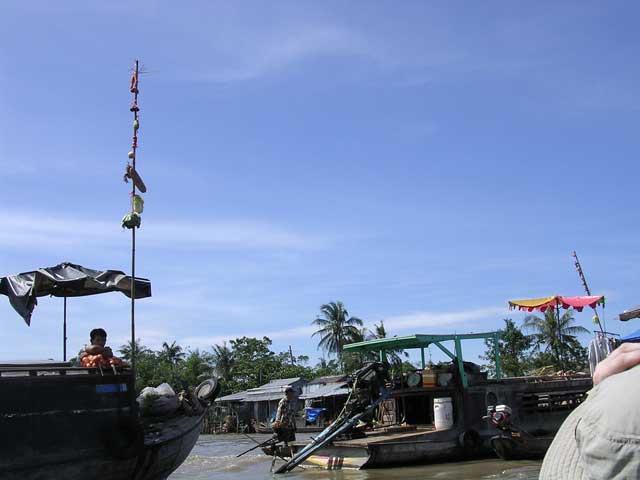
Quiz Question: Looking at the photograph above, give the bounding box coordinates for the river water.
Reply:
[171,434,542,480]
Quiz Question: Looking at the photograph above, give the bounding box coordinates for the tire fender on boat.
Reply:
[195,378,221,403]
[102,416,144,460]
[458,429,480,456]
[490,435,515,460]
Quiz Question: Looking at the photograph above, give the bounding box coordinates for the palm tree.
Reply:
[314,357,340,376]
[372,321,387,340]
[180,350,214,385]
[160,341,185,365]
[370,320,408,366]
[312,301,364,371]
[211,342,235,381]
[118,338,150,362]
[523,308,589,370]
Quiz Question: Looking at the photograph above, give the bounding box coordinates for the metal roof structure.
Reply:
[215,377,305,403]
[343,333,499,352]
[343,332,502,387]
[215,391,247,402]
[300,382,350,400]
[306,375,347,385]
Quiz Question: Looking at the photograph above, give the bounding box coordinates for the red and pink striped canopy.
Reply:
[508,295,604,312]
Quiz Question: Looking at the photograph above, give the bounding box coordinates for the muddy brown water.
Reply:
[170,434,541,479]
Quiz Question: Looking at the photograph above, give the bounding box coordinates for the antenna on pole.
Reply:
[572,251,604,333]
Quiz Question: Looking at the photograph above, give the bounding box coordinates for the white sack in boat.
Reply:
[137,383,179,416]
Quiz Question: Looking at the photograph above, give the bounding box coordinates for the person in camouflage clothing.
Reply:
[272,386,298,442]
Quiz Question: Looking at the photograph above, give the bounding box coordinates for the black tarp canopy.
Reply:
[0,262,151,325]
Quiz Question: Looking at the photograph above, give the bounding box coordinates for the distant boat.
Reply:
[266,332,592,470]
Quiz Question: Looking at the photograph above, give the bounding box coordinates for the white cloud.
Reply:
[380,306,506,331]
[179,306,506,350]
[193,24,373,83]
[145,220,326,250]
[180,325,317,350]
[0,210,327,251]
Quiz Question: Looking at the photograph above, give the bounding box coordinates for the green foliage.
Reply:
[117,335,333,396]
[211,341,235,382]
[526,337,588,372]
[482,319,533,377]
[114,308,591,399]
[118,339,213,393]
[179,349,214,387]
[370,320,409,367]
[216,336,316,395]
[482,315,590,377]
[523,309,589,371]
[311,301,364,372]
[119,338,150,362]
[224,336,279,393]
[313,357,341,377]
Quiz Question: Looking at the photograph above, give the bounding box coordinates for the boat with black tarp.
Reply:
[0,262,220,480]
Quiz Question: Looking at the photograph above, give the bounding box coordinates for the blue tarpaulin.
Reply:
[306,408,327,423]
[621,329,640,343]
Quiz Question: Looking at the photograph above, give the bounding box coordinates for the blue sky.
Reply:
[2,1,640,367]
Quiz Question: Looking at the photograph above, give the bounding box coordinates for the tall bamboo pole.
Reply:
[572,250,605,334]
[63,296,67,361]
[130,60,140,371]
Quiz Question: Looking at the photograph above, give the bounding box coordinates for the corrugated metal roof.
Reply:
[215,377,305,403]
[244,377,304,402]
[260,377,301,386]
[244,391,289,402]
[215,391,247,402]
[307,375,348,385]
[300,382,350,399]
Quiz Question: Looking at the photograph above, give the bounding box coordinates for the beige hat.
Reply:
[540,365,640,479]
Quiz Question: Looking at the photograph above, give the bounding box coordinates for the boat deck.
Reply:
[333,425,437,447]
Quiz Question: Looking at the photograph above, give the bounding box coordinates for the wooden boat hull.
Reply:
[490,433,553,460]
[271,428,468,470]
[364,436,463,467]
[0,413,204,480]
[0,365,207,480]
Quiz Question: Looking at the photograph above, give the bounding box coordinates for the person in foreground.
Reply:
[77,328,125,368]
[272,386,298,443]
[78,328,113,362]
[540,342,640,479]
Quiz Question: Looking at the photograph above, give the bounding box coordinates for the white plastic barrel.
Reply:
[433,397,454,430]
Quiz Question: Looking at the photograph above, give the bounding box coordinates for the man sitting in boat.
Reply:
[272,386,298,443]
[78,328,123,368]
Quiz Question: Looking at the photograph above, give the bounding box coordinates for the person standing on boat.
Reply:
[78,328,113,362]
[272,386,298,442]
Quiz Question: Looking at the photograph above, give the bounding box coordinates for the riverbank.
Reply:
[171,434,541,479]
